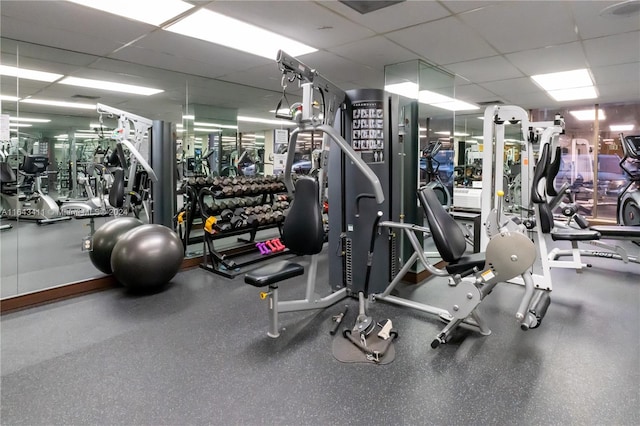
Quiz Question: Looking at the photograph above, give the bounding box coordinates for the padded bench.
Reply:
[244,260,304,287]
[590,225,640,240]
[551,229,601,241]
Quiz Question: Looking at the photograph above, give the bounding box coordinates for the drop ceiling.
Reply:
[1,0,638,135]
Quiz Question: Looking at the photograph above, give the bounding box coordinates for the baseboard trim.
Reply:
[1,256,202,315]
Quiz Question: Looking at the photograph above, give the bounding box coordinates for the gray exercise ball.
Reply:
[89,217,144,274]
[110,224,184,290]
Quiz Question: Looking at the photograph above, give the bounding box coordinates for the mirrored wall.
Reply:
[0,39,291,298]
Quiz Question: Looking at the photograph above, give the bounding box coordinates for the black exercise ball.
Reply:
[110,224,184,290]
[89,217,143,274]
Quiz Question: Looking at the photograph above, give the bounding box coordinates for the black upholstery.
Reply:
[21,155,48,175]
[281,177,324,256]
[551,229,600,241]
[0,162,16,184]
[418,187,469,263]
[244,261,304,287]
[109,168,125,208]
[546,146,562,197]
[531,143,549,204]
[445,253,486,274]
[591,225,640,239]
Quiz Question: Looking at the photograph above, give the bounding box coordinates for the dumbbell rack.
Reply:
[194,176,293,278]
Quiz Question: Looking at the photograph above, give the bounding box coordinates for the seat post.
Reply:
[267,285,280,338]
[304,254,319,301]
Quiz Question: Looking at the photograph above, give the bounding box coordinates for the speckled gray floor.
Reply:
[1,249,639,425]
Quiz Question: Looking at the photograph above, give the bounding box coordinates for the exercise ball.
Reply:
[89,217,143,274]
[110,224,184,290]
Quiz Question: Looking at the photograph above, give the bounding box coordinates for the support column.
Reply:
[151,120,176,227]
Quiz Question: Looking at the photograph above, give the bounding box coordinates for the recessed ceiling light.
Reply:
[610,124,634,131]
[531,69,594,91]
[165,9,317,59]
[0,65,63,82]
[531,69,597,102]
[9,116,51,123]
[66,0,195,26]
[20,98,96,109]
[59,76,163,96]
[569,109,606,121]
[547,86,598,102]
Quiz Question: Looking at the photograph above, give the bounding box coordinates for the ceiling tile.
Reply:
[596,82,640,104]
[296,50,384,89]
[480,77,542,97]
[0,1,154,56]
[570,1,640,39]
[386,16,498,65]
[110,31,271,79]
[584,31,640,67]
[455,83,502,104]
[503,91,557,109]
[505,42,589,76]
[591,62,640,86]
[441,1,501,14]
[327,36,418,69]
[459,1,578,53]
[446,56,524,83]
[205,1,374,49]
[318,0,451,33]
[217,63,285,93]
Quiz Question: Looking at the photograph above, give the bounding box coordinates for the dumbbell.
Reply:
[257,213,267,225]
[220,209,234,221]
[264,212,274,223]
[230,216,245,229]
[234,207,245,217]
[245,207,255,215]
[221,177,231,186]
[246,214,259,228]
[219,223,232,232]
[221,186,233,197]
[273,211,284,223]
[230,178,239,185]
[206,176,214,185]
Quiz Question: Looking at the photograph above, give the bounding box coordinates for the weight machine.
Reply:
[94,103,158,222]
[245,53,547,356]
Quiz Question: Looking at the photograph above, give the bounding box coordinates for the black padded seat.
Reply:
[245,261,304,287]
[590,225,640,239]
[551,229,600,241]
[445,252,486,275]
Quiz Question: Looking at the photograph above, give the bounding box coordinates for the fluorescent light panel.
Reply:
[384,83,478,110]
[548,86,597,102]
[182,115,195,120]
[165,9,317,59]
[569,109,606,121]
[0,65,63,82]
[610,124,634,131]
[59,76,163,96]
[1,95,20,101]
[10,123,32,128]
[531,69,597,102]
[194,122,238,129]
[9,116,51,123]
[385,82,418,99]
[66,0,194,26]
[237,116,296,126]
[20,98,96,109]
[531,69,593,91]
